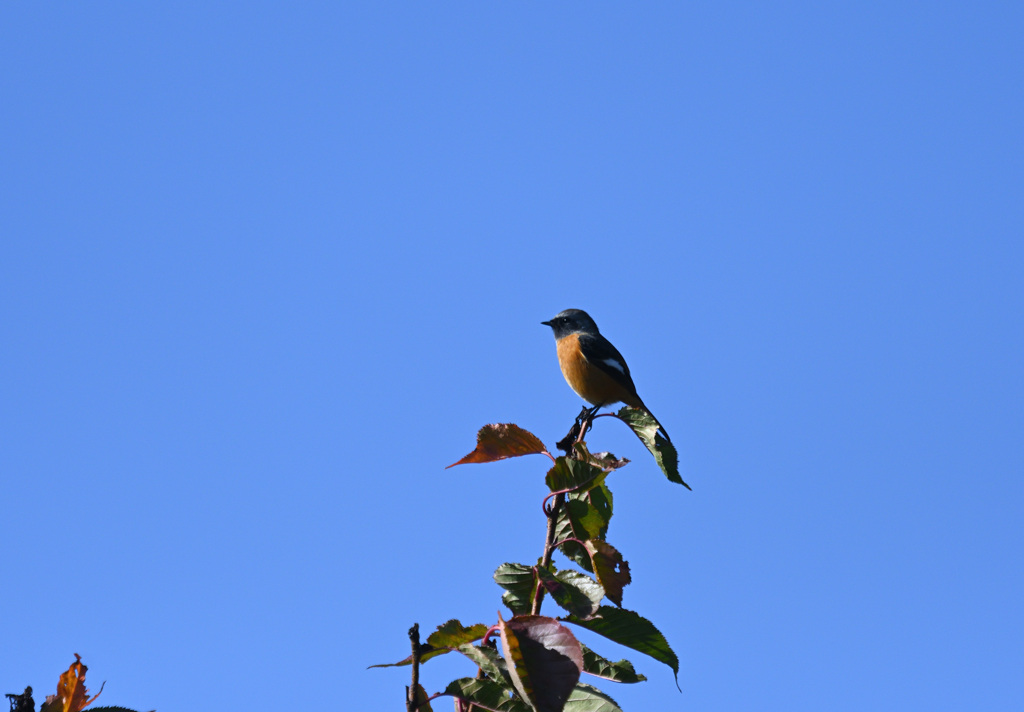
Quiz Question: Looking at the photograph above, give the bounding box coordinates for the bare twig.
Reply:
[406,623,421,712]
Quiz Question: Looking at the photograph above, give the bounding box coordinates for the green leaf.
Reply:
[494,563,537,615]
[442,677,532,712]
[545,456,607,493]
[614,407,690,489]
[369,619,488,668]
[584,540,631,607]
[536,566,605,618]
[448,423,549,468]
[499,614,584,712]
[457,642,510,684]
[565,606,679,684]
[581,482,613,532]
[557,483,614,543]
[554,484,614,572]
[428,619,490,648]
[580,645,647,684]
[564,683,623,712]
[502,591,529,617]
[554,499,594,572]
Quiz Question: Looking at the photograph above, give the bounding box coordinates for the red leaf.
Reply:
[447,424,549,468]
[498,614,583,712]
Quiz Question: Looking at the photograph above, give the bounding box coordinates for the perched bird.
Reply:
[542,308,669,439]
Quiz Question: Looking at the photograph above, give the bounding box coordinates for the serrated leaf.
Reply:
[494,563,537,615]
[499,615,584,712]
[554,482,614,574]
[564,683,623,712]
[573,483,612,539]
[544,456,606,493]
[448,424,549,468]
[554,499,594,572]
[580,645,646,684]
[370,619,488,668]
[502,590,529,617]
[457,642,510,684]
[559,484,613,543]
[565,606,679,685]
[442,677,531,712]
[614,407,690,489]
[42,654,103,712]
[584,540,631,607]
[557,489,609,540]
[428,619,490,648]
[537,566,604,618]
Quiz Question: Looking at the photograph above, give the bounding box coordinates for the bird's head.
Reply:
[542,309,600,339]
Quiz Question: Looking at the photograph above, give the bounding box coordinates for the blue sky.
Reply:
[1,3,1021,710]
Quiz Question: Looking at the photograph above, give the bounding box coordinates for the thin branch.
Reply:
[407,623,421,712]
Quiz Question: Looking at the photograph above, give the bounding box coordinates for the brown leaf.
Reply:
[586,451,630,471]
[42,655,104,712]
[585,540,632,607]
[572,442,629,471]
[447,424,549,468]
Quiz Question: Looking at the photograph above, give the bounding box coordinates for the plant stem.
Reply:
[407,623,421,712]
[536,411,594,615]
[532,492,565,615]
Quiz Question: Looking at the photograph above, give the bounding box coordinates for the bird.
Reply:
[542,308,669,439]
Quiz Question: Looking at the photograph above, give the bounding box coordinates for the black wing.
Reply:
[578,333,639,396]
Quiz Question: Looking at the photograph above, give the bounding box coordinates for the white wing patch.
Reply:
[602,357,626,375]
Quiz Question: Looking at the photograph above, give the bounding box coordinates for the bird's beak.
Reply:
[541,320,552,327]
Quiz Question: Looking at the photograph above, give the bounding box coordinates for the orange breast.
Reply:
[556,334,641,408]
